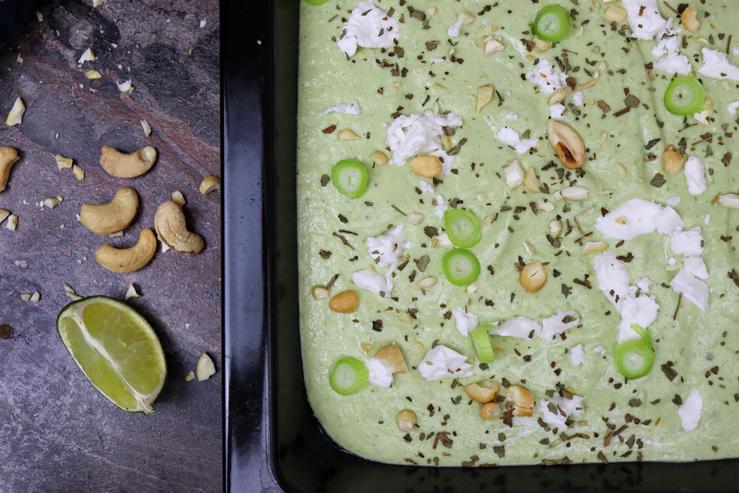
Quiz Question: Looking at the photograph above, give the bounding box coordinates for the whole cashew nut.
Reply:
[547,120,586,169]
[154,200,205,254]
[0,147,20,192]
[80,187,139,236]
[99,145,157,178]
[95,228,157,273]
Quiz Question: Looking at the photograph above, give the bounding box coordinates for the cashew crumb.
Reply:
[125,283,141,300]
[85,70,102,80]
[78,48,96,65]
[55,155,74,170]
[116,80,134,94]
[5,97,25,126]
[140,119,152,137]
[72,165,85,181]
[171,191,186,206]
[63,283,82,300]
[199,175,221,195]
[6,215,18,231]
[196,353,216,381]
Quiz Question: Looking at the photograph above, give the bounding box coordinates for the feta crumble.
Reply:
[526,59,567,94]
[549,103,565,119]
[496,317,540,340]
[337,2,399,58]
[539,311,580,341]
[670,227,703,257]
[452,309,478,337]
[503,160,524,188]
[418,345,473,381]
[595,199,683,240]
[495,126,538,155]
[684,156,707,195]
[539,395,584,431]
[622,0,669,40]
[698,48,739,81]
[570,344,585,366]
[352,269,393,295]
[678,389,703,431]
[322,103,361,115]
[366,358,393,388]
[670,268,709,310]
[683,256,708,280]
[386,111,463,168]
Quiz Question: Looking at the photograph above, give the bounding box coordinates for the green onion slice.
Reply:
[614,325,655,380]
[331,159,369,199]
[471,325,495,363]
[329,357,369,395]
[305,0,328,5]
[444,209,482,248]
[532,5,571,42]
[442,249,481,286]
[663,76,705,116]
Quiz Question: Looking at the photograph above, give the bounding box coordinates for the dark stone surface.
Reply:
[0,1,221,491]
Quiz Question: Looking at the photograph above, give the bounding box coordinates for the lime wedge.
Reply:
[56,296,167,413]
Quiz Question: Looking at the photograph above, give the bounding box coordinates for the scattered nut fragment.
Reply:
[374,344,408,373]
[662,144,687,174]
[717,193,739,209]
[396,409,417,432]
[482,36,504,55]
[407,212,424,225]
[40,196,63,209]
[337,129,361,141]
[196,352,216,382]
[92,0,105,7]
[523,168,541,193]
[504,160,524,189]
[547,89,566,106]
[311,285,329,300]
[199,175,221,195]
[506,385,534,417]
[185,371,195,382]
[418,276,437,289]
[95,228,157,273]
[72,165,85,181]
[117,80,134,94]
[561,186,589,201]
[30,291,41,303]
[583,241,608,254]
[476,84,494,111]
[535,200,554,212]
[64,283,82,300]
[603,5,626,24]
[464,379,499,403]
[80,187,139,236]
[371,151,389,165]
[78,48,96,64]
[5,214,18,231]
[532,38,550,52]
[328,290,359,313]
[140,119,152,137]
[5,97,25,126]
[520,261,547,292]
[55,154,74,170]
[480,402,501,421]
[681,6,700,33]
[547,120,586,169]
[171,190,186,206]
[154,200,205,254]
[409,155,442,178]
[549,220,563,237]
[0,147,20,192]
[85,70,102,80]
[0,324,14,339]
[0,209,9,225]
[440,134,452,152]
[100,145,157,178]
[125,283,141,300]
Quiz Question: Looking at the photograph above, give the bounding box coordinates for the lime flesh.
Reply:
[57,296,167,413]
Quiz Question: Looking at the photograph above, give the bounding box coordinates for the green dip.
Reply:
[297,0,738,466]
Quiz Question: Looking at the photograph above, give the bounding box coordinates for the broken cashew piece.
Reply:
[99,145,157,178]
[0,147,20,192]
[80,187,139,236]
[96,228,157,273]
[199,175,221,195]
[547,120,586,169]
[154,200,205,254]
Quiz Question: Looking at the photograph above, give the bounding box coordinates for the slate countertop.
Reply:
[0,1,221,491]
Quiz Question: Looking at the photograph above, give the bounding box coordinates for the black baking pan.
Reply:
[0,0,41,46]
[222,1,737,491]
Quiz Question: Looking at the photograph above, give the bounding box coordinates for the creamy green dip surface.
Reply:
[296,0,738,467]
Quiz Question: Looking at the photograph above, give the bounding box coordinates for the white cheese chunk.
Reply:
[503,160,525,188]
[727,101,739,116]
[539,395,584,431]
[654,53,691,75]
[540,311,580,341]
[418,345,473,381]
[526,59,567,94]
[622,0,669,40]
[670,227,703,256]
[452,308,478,337]
[570,344,585,366]
[683,256,708,280]
[366,225,405,268]
[337,2,399,57]
[496,126,538,155]
[678,389,703,432]
[670,268,709,310]
[386,111,463,167]
[322,103,361,115]
[698,48,739,81]
[684,156,707,195]
[595,199,683,240]
[496,317,540,340]
[352,270,393,295]
[366,358,393,388]
[549,103,565,119]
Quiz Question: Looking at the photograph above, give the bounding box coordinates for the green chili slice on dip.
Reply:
[614,325,655,379]
[329,356,369,395]
[442,249,481,286]
[532,5,571,42]
[471,325,495,363]
[663,76,705,116]
[331,159,369,198]
[444,208,482,248]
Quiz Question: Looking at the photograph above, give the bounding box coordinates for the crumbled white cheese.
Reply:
[651,35,681,58]
[526,59,567,94]
[452,308,478,336]
[418,345,473,381]
[447,19,463,38]
[654,53,691,75]
[433,194,448,218]
[495,126,538,155]
[593,344,605,355]
[496,317,540,340]
[684,156,707,195]
[666,195,680,206]
[438,232,453,248]
[570,344,585,366]
[539,395,584,431]
[386,111,462,168]
[678,389,703,432]
[727,101,739,116]
[322,103,361,115]
[595,199,683,240]
[617,293,659,342]
[572,91,584,107]
[418,180,434,193]
[352,269,393,295]
[593,253,631,303]
[693,110,710,125]
[366,225,405,267]
[366,358,393,388]
[636,277,652,293]
[549,103,565,119]
[503,160,524,188]
[505,112,519,121]
[683,256,708,280]
[539,311,580,341]
[670,268,709,310]
[561,186,589,201]
[337,2,399,57]
[670,227,703,256]
[698,48,739,81]
[622,0,669,40]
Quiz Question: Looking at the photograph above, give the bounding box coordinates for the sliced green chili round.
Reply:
[329,356,369,395]
[532,5,571,42]
[614,325,655,380]
[442,249,480,286]
[444,209,482,248]
[331,159,369,198]
[664,76,705,115]
[471,325,495,363]
[305,0,328,5]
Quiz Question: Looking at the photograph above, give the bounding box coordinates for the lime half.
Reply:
[57,296,167,413]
